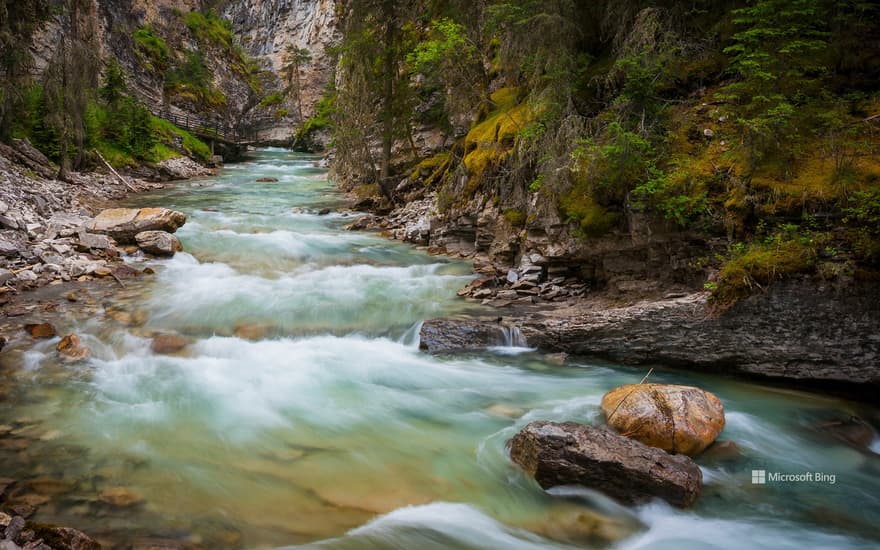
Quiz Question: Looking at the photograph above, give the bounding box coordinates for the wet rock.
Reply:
[256,177,278,182]
[98,486,143,508]
[86,208,186,244]
[135,231,182,257]
[521,501,641,546]
[27,478,74,496]
[112,265,142,280]
[232,324,273,341]
[814,416,876,449]
[26,524,100,550]
[7,506,34,520]
[151,334,193,355]
[93,267,112,278]
[5,516,25,541]
[419,318,506,353]
[700,440,744,464]
[0,512,10,528]
[508,421,702,508]
[56,334,90,362]
[24,323,56,339]
[485,403,525,419]
[0,478,15,499]
[601,384,725,456]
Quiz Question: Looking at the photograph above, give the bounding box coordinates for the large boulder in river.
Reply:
[135,231,182,256]
[86,208,186,243]
[601,384,725,456]
[509,421,701,508]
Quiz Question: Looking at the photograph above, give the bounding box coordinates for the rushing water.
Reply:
[1,149,879,549]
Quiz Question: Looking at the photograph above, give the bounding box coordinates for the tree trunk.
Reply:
[294,57,304,122]
[377,0,396,202]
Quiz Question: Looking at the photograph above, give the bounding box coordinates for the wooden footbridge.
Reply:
[154,108,276,148]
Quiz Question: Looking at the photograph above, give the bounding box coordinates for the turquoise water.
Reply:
[0,149,878,549]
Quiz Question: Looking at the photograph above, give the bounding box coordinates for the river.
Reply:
[1,149,878,549]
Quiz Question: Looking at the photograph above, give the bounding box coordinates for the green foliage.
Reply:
[165,50,226,108]
[713,228,817,305]
[259,92,285,108]
[722,0,831,165]
[296,83,338,146]
[570,123,656,206]
[133,25,170,73]
[151,116,211,162]
[184,9,234,50]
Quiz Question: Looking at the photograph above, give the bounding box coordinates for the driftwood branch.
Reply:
[95,150,137,192]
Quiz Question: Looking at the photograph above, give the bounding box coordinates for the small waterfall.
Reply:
[500,325,528,348]
[399,321,424,349]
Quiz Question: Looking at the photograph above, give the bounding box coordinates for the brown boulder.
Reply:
[135,231,183,256]
[601,384,725,456]
[25,323,56,339]
[56,334,90,362]
[86,208,186,243]
[509,421,702,508]
[151,334,193,355]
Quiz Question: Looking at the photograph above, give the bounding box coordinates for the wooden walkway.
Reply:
[153,108,276,146]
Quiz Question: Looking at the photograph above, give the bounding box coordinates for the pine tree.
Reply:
[281,44,312,122]
[0,0,50,142]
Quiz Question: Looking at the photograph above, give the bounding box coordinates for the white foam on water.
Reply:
[287,502,573,549]
[618,502,877,550]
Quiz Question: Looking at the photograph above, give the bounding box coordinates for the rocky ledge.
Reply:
[420,280,880,389]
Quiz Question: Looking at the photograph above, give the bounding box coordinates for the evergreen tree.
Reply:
[0,0,50,142]
[44,0,100,179]
[281,44,312,122]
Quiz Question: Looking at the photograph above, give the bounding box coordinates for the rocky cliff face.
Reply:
[224,0,340,142]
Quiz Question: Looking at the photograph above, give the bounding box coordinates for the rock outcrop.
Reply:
[135,230,183,256]
[420,280,880,390]
[508,421,702,508]
[418,317,508,353]
[86,208,186,244]
[601,384,725,456]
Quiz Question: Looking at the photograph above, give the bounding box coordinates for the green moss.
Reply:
[503,209,526,228]
[558,191,619,237]
[713,233,817,306]
[462,87,534,194]
[410,152,450,187]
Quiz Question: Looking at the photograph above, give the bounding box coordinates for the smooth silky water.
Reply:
[1,149,879,549]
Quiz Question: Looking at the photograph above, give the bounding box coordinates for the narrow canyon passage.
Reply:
[1,150,878,549]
